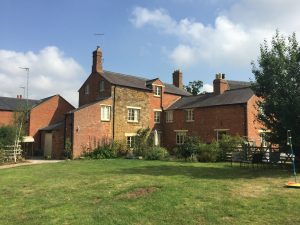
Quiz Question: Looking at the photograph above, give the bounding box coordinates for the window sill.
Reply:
[186,120,194,122]
[153,95,161,98]
[101,119,110,122]
[154,122,161,124]
[127,121,139,123]
[166,121,173,123]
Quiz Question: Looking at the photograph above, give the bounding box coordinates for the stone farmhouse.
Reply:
[0,47,264,159]
[65,47,264,158]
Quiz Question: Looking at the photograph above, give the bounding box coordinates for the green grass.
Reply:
[0,159,300,225]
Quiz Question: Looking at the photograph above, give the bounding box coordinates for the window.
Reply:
[127,107,140,122]
[126,136,136,148]
[99,80,105,92]
[186,109,194,121]
[176,131,187,145]
[215,129,229,141]
[154,86,162,96]
[166,111,173,123]
[101,105,111,121]
[154,111,161,123]
[84,84,90,95]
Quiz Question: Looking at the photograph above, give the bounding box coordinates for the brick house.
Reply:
[66,47,264,158]
[0,95,74,158]
[163,74,263,150]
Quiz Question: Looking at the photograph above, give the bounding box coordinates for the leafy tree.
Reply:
[184,80,203,95]
[0,125,16,149]
[251,30,300,167]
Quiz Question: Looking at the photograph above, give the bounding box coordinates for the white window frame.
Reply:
[99,80,105,92]
[100,105,111,121]
[186,109,194,122]
[175,130,187,145]
[125,133,137,148]
[165,111,173,123]
[154,109,162,124]
[154,86,162,97]
[127,106,141,123]
[84,84,90,95]
[153,131,162,146]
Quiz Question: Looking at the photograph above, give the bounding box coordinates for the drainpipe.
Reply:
[112,85,116,140]
[244,103,248,138]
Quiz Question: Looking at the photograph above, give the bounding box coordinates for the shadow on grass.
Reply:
[114,163,290,180]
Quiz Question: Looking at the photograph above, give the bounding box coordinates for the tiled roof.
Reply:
[167,87,254,110]
[228,80,251,90]
[0,95,60,111]
[82,70,191,96]
[0,97,40,111]
[39,121,64,131]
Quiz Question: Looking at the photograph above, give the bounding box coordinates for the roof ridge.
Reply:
[104,70,148,81]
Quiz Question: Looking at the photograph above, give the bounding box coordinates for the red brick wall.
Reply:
[0,110,14,126]
[163,104,246,150]
[29,95,74,153]
[78,72,111,107]
[72,98,113,158]
[247,95,264,145]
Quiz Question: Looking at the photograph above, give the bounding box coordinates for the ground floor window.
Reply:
[153,130,162,146]
[175,131,187,145]
[215,129,229,141]
[126,135,136,148]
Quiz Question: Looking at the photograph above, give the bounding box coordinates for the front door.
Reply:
[44,133,52,158]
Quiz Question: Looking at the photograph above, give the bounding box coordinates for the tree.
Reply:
[184,80,203,95]
[251,30,300,168]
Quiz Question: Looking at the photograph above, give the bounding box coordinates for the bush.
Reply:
[0,125,16,149]
[177,136,200,160]
[83,143,117,159]
[217,135,243,161]
[145,147,169,160]
[196,142,219,162]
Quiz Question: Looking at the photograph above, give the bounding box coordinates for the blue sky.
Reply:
[1,0,300,106]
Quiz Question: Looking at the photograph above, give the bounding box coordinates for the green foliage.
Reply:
[84,143,117,159]
[217,135,243,161]
[184,80,203,95]
[144,147,169,160]
[251,30,300,155]
[0,125,16,149]
[64,138,72,159]
[133,127,153,157]
[196,142,219,162]
[177,136,200,160]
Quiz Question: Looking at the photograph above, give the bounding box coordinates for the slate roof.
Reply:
[0,97,40,111]
[227,80,251,90]
[39,121,64,131]
[80,70,191,96]
[167,87,254,110]
[0,95,59,111]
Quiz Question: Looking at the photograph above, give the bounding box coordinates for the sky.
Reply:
[1,0,300,107]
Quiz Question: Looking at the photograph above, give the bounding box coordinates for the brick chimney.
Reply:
[172,69,183,89]
[92,46,103,73]
[213,73,229,95]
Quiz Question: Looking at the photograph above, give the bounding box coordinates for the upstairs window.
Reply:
[166,111,173,123]
[186,109,194,122]
[101,105,111,121]
[127,107,140,122]
[154,86,162,97]
[84,84,90,95]
[154,111,161,124]
[99,80,105,92]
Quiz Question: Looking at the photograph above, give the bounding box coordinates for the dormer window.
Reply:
[84,84,90,95]
[154,86,162,97]
[99,80,105,92]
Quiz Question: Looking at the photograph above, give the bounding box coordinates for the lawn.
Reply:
[0,159,299,225]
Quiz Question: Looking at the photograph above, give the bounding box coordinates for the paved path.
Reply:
[0,159,63,169]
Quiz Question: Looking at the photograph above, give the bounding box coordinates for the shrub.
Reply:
[145,147,169,160]
[83,143,117,159]
[0,125,16,149]
[217,135,243,161]
[64,138,72,159]
[133,128,153,157]
[177,136,200,160]
[196,141,219,162]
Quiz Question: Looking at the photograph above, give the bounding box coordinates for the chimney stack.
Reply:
[20,95,22,99]
[213,73,228,95]
[172,69,183,89]
[92,46,103,73]
[17,95,19,99]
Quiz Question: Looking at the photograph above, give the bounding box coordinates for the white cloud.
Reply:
[0,46,84,106]
[131,1,300,69]
[203,84,213,93]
